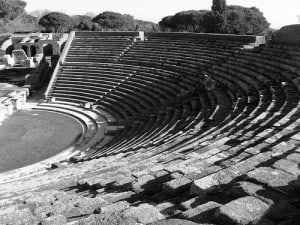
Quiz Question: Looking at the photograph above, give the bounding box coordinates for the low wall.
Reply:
[145,32,265,45]
[75,31,140,36]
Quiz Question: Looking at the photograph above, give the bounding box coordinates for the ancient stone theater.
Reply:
[0,25,299,224]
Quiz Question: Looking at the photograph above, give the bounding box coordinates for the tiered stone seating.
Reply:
[65,32,139,63]
[1,32,300,224]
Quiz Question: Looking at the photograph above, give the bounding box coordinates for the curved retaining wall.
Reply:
[146,32,266,46]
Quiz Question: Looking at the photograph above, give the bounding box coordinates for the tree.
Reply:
[0,0,38,33]
[136,20,159,32]
[226,6,270,35]
[159,10,208,32]
[5,13,39,32]
[39,12,72,33]
[72,15,93,31]
[159,16,173,31]
[0,0,26,20]
[92,11,136,31]
[158,4,269,35]
[202,11,226,33]
[211,0,227,33]
[212,0,227,14]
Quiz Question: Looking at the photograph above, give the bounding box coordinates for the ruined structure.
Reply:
[0,33,68,69]
[0,83,28,122]
[0,33,68,95]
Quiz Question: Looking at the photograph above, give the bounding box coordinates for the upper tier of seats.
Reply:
[2,32,300,225]
[65,32,139,63]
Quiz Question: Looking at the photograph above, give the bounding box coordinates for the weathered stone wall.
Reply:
[145,32,266,46]
[75,31,141,36]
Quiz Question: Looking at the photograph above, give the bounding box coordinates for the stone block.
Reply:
[149,219,199,225]
[190,174,219,196]
[0,208,38,224]
[190,170,234,196]
[99,201,130,214]
[34,193,107,219]
[40,215,68,225]
[247,167,296,192]
[286,153,300,163]
[180,197,206,210]
[163,177,192,196]
[185,165,221,180]
[228,153,272,176]
[123,203,165,224]
[152,169,172,184]
[170,171,185,179]
[111,176,135,191]
[180,201,221,223]
[225,181,286,205]
[78,212,138,225]
[131,174,156,193]
[214,196,270,225]
[273,159,300,176]
[156,202,177,215]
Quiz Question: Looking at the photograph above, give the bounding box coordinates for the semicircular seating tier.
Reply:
[1,32,300,224]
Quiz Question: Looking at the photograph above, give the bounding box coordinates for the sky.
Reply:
[25,0,300,29]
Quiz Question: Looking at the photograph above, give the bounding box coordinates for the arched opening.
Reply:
[21,45,28,56]
[30,45,37,57]
[5,45,14,55]
[43,44,53,56]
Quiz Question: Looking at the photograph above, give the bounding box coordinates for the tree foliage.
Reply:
[159,10,208,32]
[0,0,39,33]
[92,11,136,31]
[136,20,159,32]
[159,5,269,35]
[72,15,93,31]
[202,11,226,33]
[212,0,227,14]
[0,0,26,20]
[226,6,270,34]
[39,12,72,33]
[3,13,39,32]
[211,0,227,33]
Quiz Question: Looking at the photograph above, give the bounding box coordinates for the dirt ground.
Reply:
[0,109,82,173]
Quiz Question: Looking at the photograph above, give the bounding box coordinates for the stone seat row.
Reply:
[51,41,285,160]
[50,35,298,163]
[1,127,299,224]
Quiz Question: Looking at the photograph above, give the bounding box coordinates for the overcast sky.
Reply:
[25,0,300,29]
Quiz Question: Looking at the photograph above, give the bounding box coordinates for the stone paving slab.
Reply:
[214,196,270,225]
